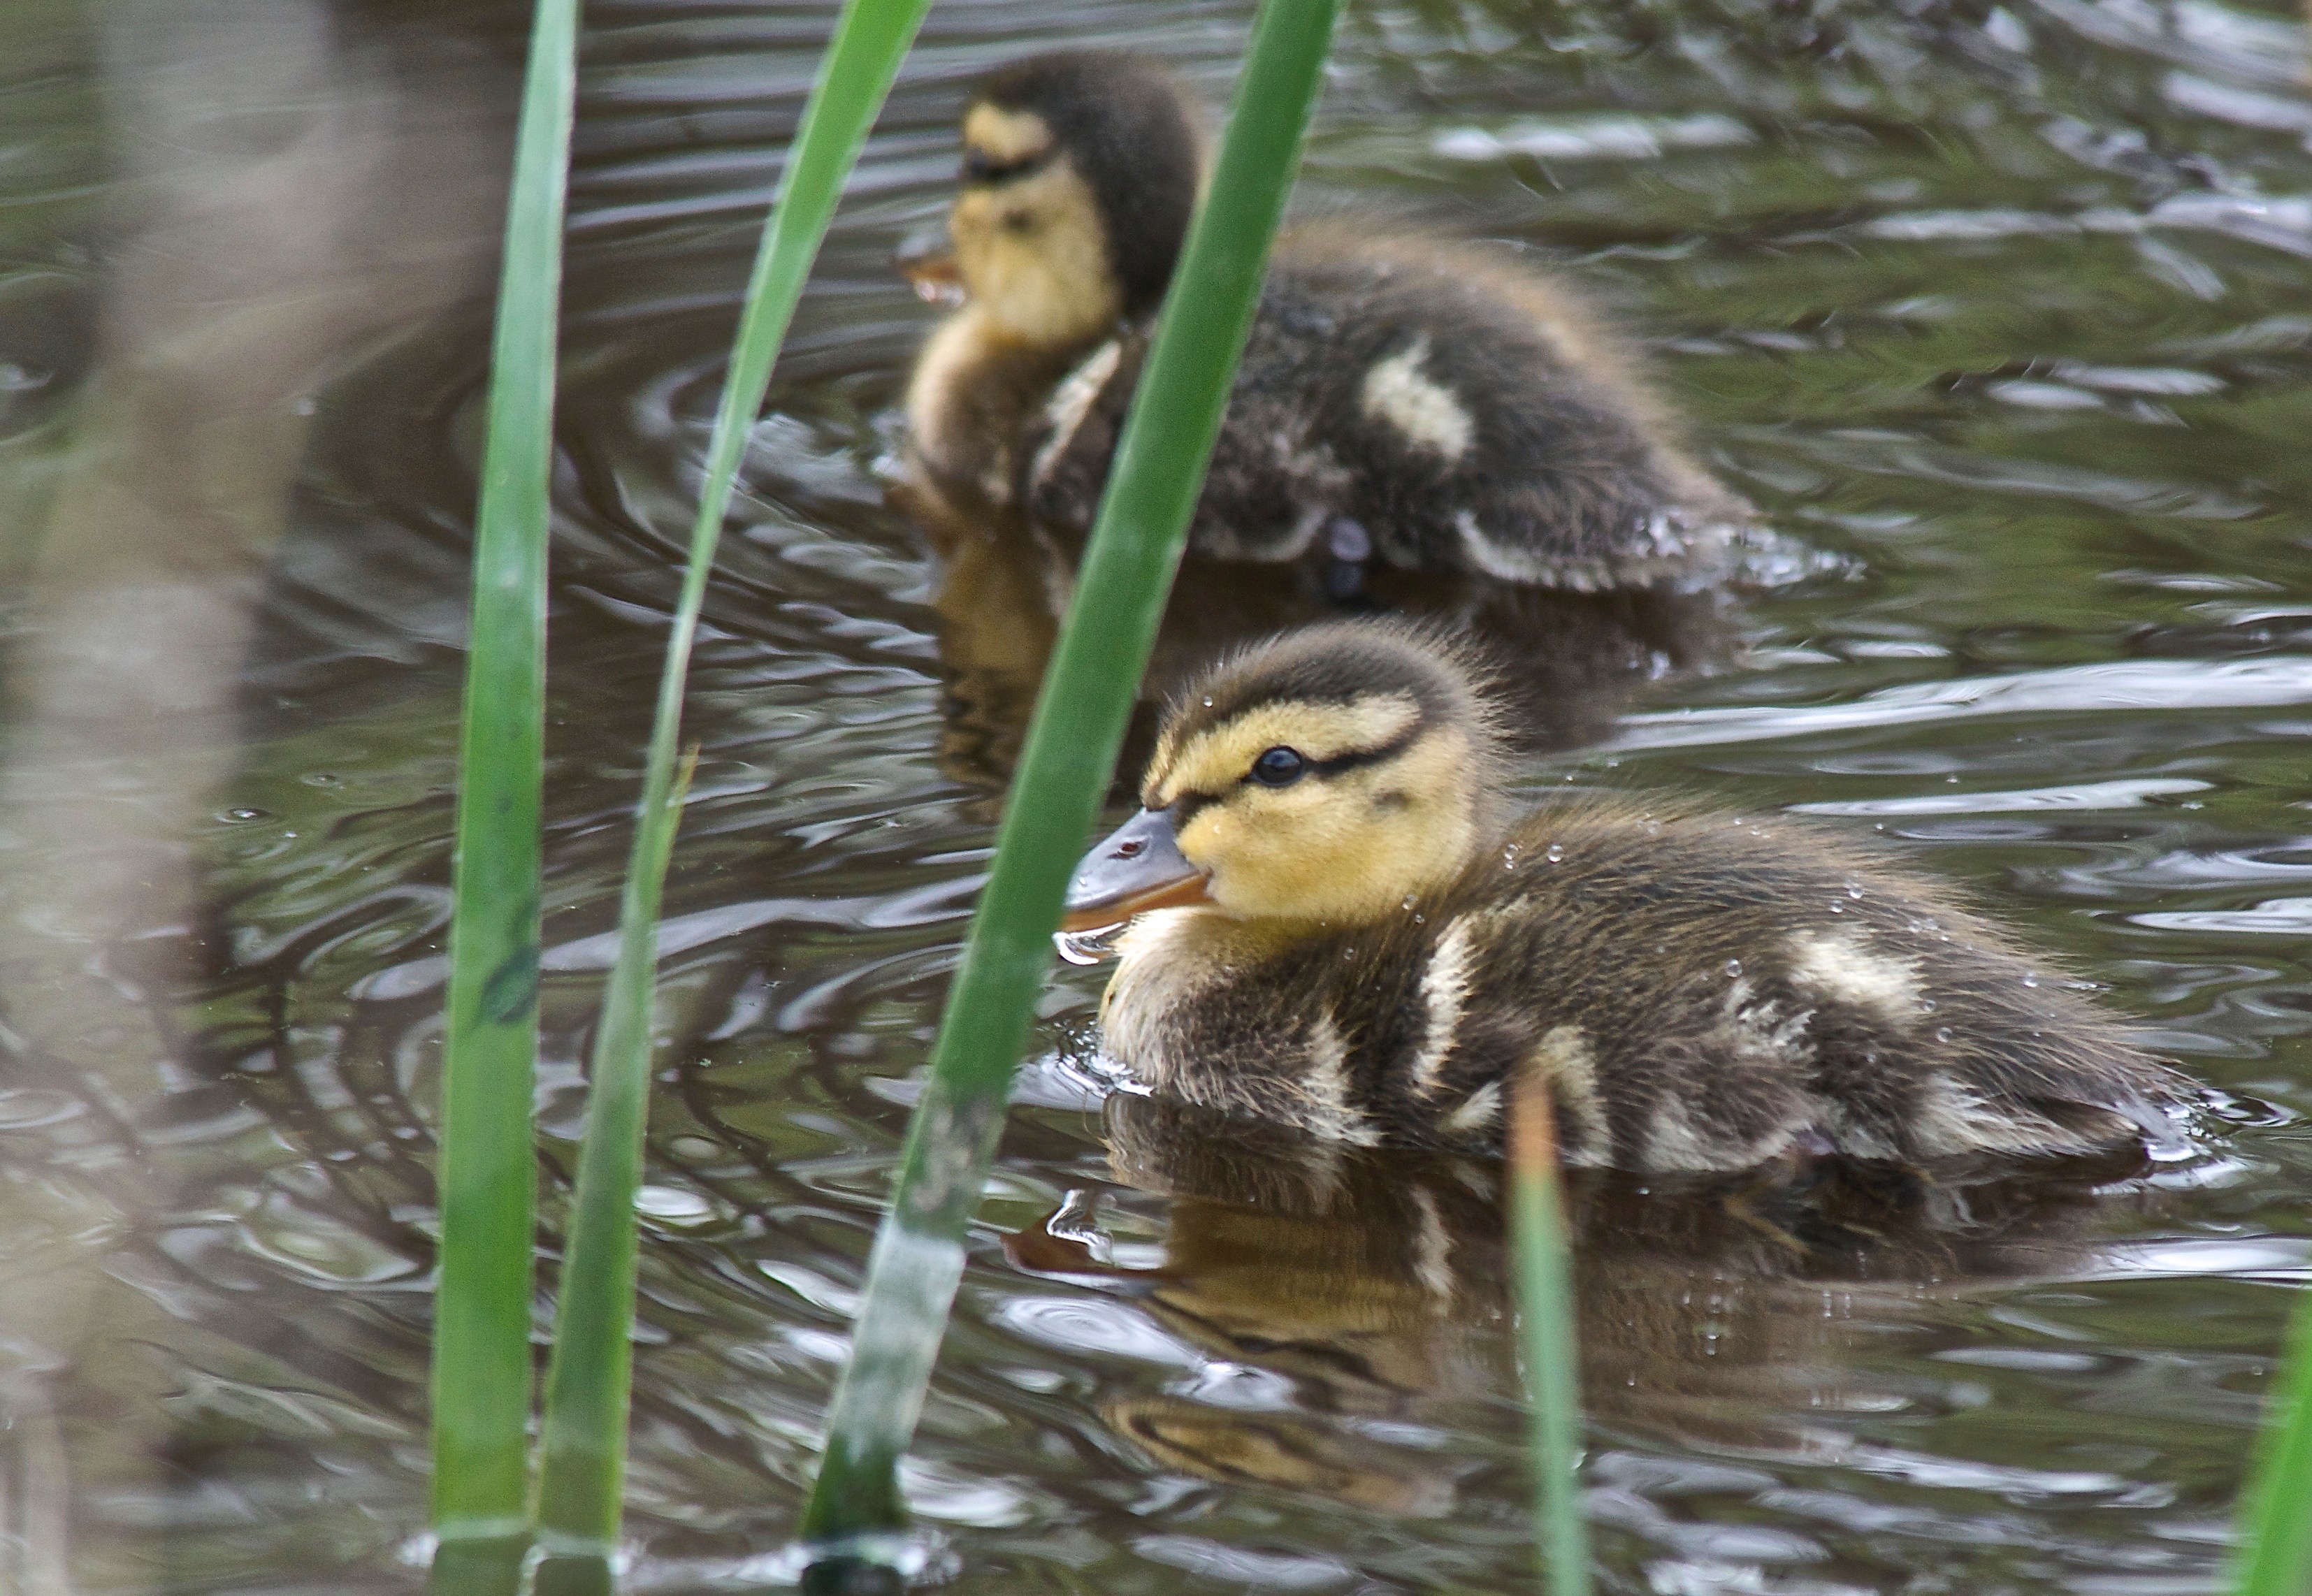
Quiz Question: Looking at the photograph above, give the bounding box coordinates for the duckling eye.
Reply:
[1251,746,1307,788]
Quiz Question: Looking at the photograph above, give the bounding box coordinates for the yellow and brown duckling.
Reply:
[904,50,1751,595]
[1060,621,2194,1173]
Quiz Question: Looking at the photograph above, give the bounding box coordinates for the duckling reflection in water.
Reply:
[901,50,1751,597]
[1061,620,2195,1172]
[1003,1094,2162,1514]
[910,479,1721,792]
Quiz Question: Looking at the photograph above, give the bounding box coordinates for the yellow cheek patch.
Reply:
[1149,694,1421,806]
[1371,729,1466,813]
[1173,799,1232,864]
[962,105,1053,166]
[948,157,1120,348]
[1169,729,1480,925]
[951,188,995,233]
[1178,788,1346,901]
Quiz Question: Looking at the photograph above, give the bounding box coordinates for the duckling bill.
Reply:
[906,50,1751,593]
[1063,621,2195,1173]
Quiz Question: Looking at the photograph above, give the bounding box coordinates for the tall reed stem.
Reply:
[2230,1290,2312,1596]
[530,0,933,1559]
[800,0,1343,1552]
[430,0,579,1558]
[1511,1073,1593,1596]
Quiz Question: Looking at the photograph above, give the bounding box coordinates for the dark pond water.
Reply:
[4,0,2312,1590]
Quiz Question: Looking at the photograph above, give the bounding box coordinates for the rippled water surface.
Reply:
[4,0,2311,1590]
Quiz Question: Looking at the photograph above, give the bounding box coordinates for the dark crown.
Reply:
[971,51,1200,317]
[1162,620,1498,760]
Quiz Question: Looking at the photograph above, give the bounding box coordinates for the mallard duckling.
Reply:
[904,50,1750,594]
[1060,621,2193,1172]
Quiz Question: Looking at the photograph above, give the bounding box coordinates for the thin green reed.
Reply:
[800,0,1343,1551]
[431,0,579,1560]
[530,0,934,1560]
[1511,1079,1593,1596]
[530,754,691,1570]
[2230,1291,2312,1596]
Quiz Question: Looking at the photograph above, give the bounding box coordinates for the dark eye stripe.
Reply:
[1299,726,1422,781]
[1160,724,1427,814]
[962,145,1053,185]
[1171,791,1215,828]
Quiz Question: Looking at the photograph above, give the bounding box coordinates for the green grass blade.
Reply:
[430,0,579,1553]
[427,1538,532,1596]
[800,0,1342,1549]
[534,753,696,1550]
[2230,1289,2312,1596]
[530,0,933,1552]
[1511,1075,1593,1596]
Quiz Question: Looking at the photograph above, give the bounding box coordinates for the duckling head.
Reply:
[937,52,1202,350]
[1066,622,1507,931]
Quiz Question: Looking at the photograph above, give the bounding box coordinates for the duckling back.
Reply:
[1103,806,2191,1173]
[1023,229,1750,591]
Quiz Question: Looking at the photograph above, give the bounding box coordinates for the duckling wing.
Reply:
[1016,313,1359,561]
[1438,813,2197,1173]
[1020,240,1754,590]
[1757,899,2198,1166]
[1019,333,1143,532]
[1243,247,1751,589]
[1870,1001,2198,1165]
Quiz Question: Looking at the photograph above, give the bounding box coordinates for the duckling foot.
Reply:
[1321,516,1372,602]
[1002,1190,1168,1293]
[1714,1127,1847,1257]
